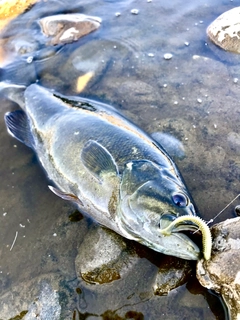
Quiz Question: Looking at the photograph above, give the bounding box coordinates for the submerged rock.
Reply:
[75,224,193,297]
[154,259,192,295]
[39,13,102,45]
[75,225,139,284]
[0,274,70,319]
[196,217,240,320]
[207,7,240,54]
[24,281,61,320]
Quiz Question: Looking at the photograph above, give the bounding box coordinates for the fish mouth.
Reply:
[156,231,201,260]
[158,213,212,260]
[157,213,201,260]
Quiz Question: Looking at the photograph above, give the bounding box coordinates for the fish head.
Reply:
[118,160,200,260]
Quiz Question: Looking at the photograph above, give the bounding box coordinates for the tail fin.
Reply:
[0,82,26,108]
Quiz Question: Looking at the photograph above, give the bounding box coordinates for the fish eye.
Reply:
[172,193,188,207]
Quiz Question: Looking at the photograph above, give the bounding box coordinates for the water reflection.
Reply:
[0,0,238,318]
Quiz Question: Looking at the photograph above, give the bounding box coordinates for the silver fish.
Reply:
[4,84,202,260]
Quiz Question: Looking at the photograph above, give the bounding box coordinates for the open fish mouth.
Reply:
[159,215,212,260]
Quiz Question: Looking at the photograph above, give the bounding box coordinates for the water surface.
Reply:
[0,0,239,318]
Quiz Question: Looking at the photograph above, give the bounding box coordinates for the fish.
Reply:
[4,83,206,260]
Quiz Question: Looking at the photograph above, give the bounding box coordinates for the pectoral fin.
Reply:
[151,132,185,159]
[81,140,119,181]
[48,186,84,206]
[4,110,34,148]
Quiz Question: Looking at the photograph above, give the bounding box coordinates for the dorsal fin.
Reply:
[151,132,185,159]
[4,110,34,148]
[81,140,118,181]
[53,94,97,111]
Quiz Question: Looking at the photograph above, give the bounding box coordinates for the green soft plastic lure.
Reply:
[159,216,212,260]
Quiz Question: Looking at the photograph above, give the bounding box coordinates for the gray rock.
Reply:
[23,281,61,320]
[153,259,192,295]
[39,13,102,46]
[75,224,193,300]
[58,39,112,92]
[0,274,72,320]
[207,7,240,54]
[75,225,139,284]
[196,217,240,320]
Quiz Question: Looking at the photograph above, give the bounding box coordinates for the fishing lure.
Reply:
[159,216,212,260]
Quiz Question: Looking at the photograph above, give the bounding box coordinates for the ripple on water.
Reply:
[0,0,233,319]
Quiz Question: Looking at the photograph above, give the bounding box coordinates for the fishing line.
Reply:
[192,193,240,235]
[207,193,240,225]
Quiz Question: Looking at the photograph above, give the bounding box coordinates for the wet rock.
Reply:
[0,274,75,319]
[58,39,110,92]
[39,13,102,46]
[24,281,61,320]
[0,0,37,31]
[196,217,240,320]
[153,259,192,295]
[75,225,139,284]
[75,224,193,297]
[207,7,240,54]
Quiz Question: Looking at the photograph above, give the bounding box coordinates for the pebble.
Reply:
[163,53,173,60]
[26,56,33,63]
[131,9,139,15]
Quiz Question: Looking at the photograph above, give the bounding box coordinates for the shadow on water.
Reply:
[0,0,238,318]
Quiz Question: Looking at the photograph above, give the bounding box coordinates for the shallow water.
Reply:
[0,0,239,318]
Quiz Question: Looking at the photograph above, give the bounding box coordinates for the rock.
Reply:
[75,223,193,293]
[0,274,74,319]
[75,225,139,284]
[196,217,240,320]
[39,13,102,46]
[0,0,37,31]
[153,258,192,295]
[75,226,196,316]
[207,7,240,54]
[58,39,110,92]
[23,281,61,320]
